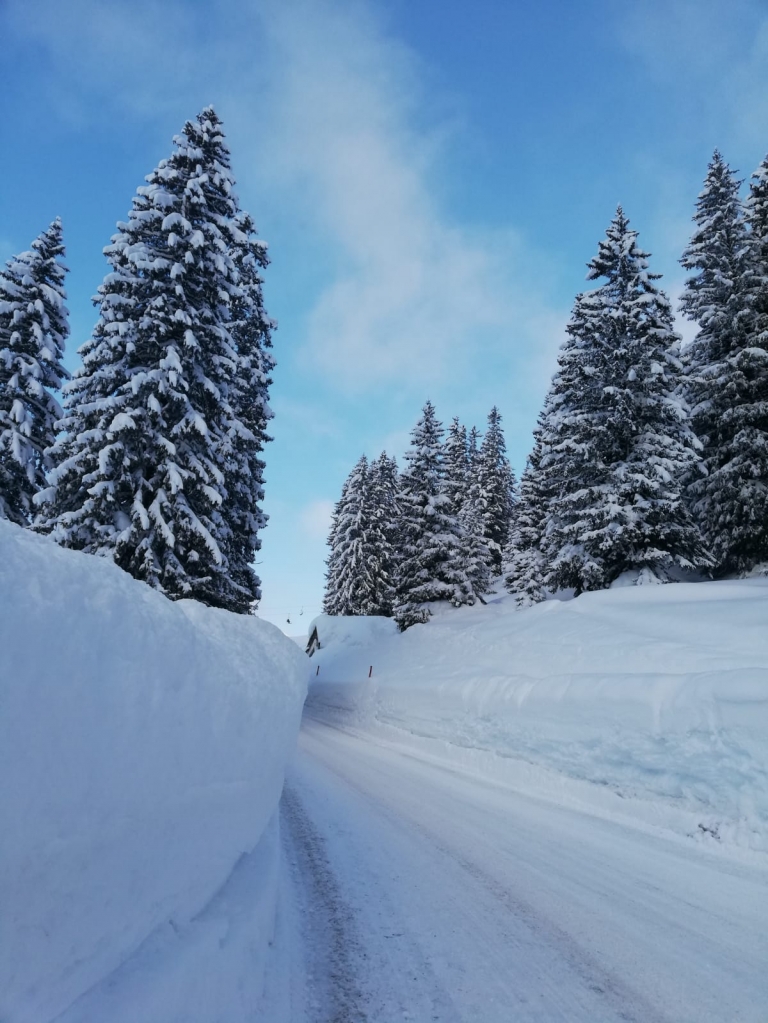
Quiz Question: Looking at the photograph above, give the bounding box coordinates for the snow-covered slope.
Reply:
[0,520,307,1023]
[306,582,768,854]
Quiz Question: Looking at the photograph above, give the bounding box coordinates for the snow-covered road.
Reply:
[273,715,768,1023]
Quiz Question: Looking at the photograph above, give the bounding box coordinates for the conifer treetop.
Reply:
[0,218,69,524]
[38,108,272,612]
[540,209,709,592]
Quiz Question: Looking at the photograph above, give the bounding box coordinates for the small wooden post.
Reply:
[368,665,373,678]
[316,665,320,676]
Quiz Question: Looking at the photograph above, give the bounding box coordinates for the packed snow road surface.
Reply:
[276,715,768,1023]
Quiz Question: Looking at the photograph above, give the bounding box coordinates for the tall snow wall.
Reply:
[0,520,308,1023]
[306,583,768,854]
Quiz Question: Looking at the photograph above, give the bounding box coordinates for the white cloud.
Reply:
[299,499,335,540]
[252,1,561,391]
[3,0,201,123]
[3,0,566,397]
[617,0,768,152]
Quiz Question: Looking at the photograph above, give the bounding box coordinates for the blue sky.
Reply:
[2,0,768,630]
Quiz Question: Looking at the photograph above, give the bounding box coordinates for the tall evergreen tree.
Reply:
[37,108,269,611]
[443,417,469,513]
[695,150,768,574]
[394,401,473,629]
[680,150,762,574]
[458,486,492,600]
[443,416,491,599]
[323,452,400,617]
[366,451,400,615]
[475,406,516,573]
[221,210,275,607]
[323,456,379,615]
[541,207,709,593]
[504,431,548,605]
[0,220,69,525]
[467,424,480,476]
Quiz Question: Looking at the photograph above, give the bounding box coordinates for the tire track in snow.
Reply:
[300,721,673,1023]
[280,785,369,1023]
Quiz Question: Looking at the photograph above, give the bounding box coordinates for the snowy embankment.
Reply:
[305,581,768,855]
[0,520,307,1023]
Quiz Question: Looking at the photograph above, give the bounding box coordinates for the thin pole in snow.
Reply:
[316,665,320,676]
[368,665,373,678]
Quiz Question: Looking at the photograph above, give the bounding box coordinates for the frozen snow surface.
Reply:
[306,581,768,855]
[5,519,768,1023]
[277,718,768,1023]
[0,520,307,1023]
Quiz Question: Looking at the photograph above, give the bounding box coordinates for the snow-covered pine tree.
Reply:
[222,209,275,609]
[503,431,548,605]
[680,150,762,574]
[37,108,268,611]
[542,207,710,593]
[394,401,473,630]
[323,470,352,616]
[467,424,480,476]
[688,150,768,574]
[475,407,517,573]
[458,484,492,600]
[443,416,492,598]
[443,417,469,514]
[323,452,399,617]
[322,456,379,615]
[366,451,399,616]
[0,219,69,525]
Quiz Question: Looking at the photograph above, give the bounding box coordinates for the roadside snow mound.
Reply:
[0,520,307,1023]
[306,582,768,855]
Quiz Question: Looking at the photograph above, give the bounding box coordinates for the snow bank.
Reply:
[0,520,307,1023]
[306,583,768,855]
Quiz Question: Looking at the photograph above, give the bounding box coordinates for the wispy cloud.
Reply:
[251,1,564,391]
[617,0,768,153]
[299,499,335,540]
[3,0,203,124]
[3,0,566,398]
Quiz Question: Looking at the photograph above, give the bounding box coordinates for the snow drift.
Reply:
[0,520,307,1023]
[306,582,768,855]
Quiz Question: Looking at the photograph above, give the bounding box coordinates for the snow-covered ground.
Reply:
[282,584,768,1020]
[5,529,768,1022]
[305,580,768,854]
[276,718,768,1022]
[0,520,307,1023]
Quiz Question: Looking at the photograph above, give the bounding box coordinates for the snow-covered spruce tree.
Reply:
[443,417,469,513]
[322,456,377,615]
[394,401,473,630]
[467,424,480,476]
[322,470,352,615]
[222,210,275,608]
[444,417,492,598]
[475,406,517,573]
[37,108,269,611]
[323,452,400,617]
[458,485,492,599]
[366,451,400,616]
[680,150,761,574]
[686,148,768,575]
[0,219,69,525]
[541,207,710,593]
[504,431,548,605]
